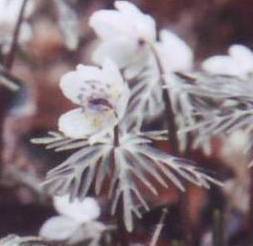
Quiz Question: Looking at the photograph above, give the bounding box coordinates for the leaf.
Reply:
[39,132,222,233]
[0,65,20,91]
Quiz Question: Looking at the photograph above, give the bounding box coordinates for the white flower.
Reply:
[155,30,193,75]
[89,1,156,79]
[0,0,34,24]
[90,1,156,45]
[0,0,35,53]
[58,59,130,140]
[202,44,253,77]
[39,195,101,241]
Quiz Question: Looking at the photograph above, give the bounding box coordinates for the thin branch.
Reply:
[148,42,180,155]
[114,125,119,147]
[113,125,129,245]
[147,42,190,246]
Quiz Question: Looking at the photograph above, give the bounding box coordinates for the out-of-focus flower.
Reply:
[0,0,35,53]
[40,195,101,241]
[58,59,130,140]
[0,0,34,24]
[89,1,156,79]
[202,45,253,78]
[157,30,193,150]
[90,1,193,78]
[221,130,250,213]
[89,1,194,128]
[54,0,80,51]
[156,30,193,75]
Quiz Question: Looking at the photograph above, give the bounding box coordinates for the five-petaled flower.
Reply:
[58,59,130,140]
[89,1,156,79]
[155,29,193,75]
[202,44,253,78]
[40,195,101,241]
[89,1,193,80]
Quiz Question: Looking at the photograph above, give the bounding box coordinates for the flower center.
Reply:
[88,97,114,111]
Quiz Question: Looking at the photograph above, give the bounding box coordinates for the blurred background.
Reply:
[1,0,253,245]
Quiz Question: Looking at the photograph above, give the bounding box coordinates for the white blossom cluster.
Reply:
[33,0,224,234]
[0,0,81,58]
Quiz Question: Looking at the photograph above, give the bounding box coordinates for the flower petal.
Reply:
[59,108,118,140]
[89,2,156,42]
[39,216,79,241]
[101,59,130,119]
[229,44,253,75]
[201,55,242,76]
[19,22,33,44]
[114,1,142,16]
[89,10,131,40]
[102,58,124,90]
[54,195,101,223]
[0,0,35,24]
[114,1,156,41]
[60,65,101,104]
[92,38,149,80]
[58,108,96,138]
[92,38,139,69]
[156,30,193,73]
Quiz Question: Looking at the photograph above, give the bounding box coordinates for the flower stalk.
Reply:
[113,124,129,245]
[4,0,29,70]
[148,42,192,245]
[113,125,119,147]
[148,42,179,155]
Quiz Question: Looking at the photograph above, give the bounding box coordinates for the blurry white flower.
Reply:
[58,59,130,140]
[89,1,156,79]
[202,44,253,78]
[158,30,194,115]
[221,130,250,213]
[40,195,101,241]
[54,0,80,51]
[0,0,34,24]
[200,231,212,246]
[0,0,35,53]
[156,30,193,75]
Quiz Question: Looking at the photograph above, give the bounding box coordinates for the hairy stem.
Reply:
[148,43,179,154]
[113,125,129,245]
[148,42,191,245]
[114,125,119,147]
[4,0,29,70]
